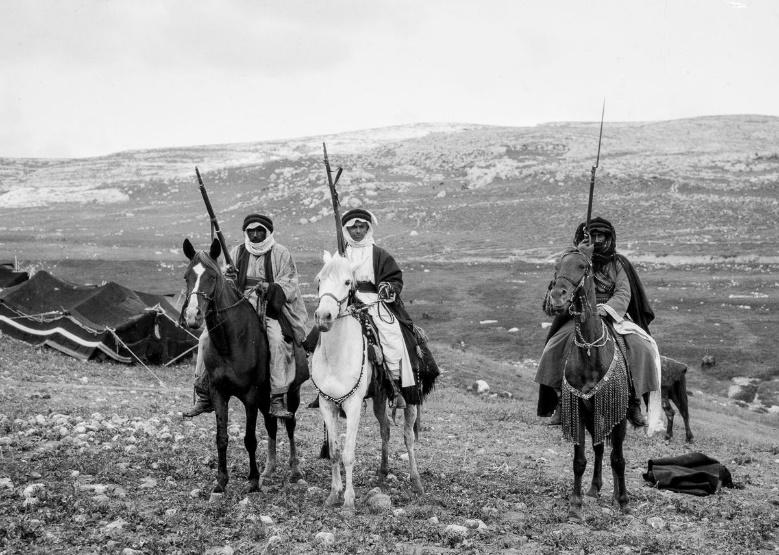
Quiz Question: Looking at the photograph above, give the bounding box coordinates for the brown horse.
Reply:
[545,244,630,520]
[180,238,304,495]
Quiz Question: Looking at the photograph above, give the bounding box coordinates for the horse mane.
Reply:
[315,253,353,284]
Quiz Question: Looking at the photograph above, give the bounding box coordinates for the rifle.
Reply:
[585,101,606,245]
[322,143,345,255]
[195,167,234,269]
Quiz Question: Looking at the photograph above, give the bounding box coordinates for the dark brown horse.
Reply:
[180,238,304,495]
[545,244,630,520]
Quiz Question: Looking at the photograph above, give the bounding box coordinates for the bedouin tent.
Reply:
[0,264,29,288]
[0,270,197,364]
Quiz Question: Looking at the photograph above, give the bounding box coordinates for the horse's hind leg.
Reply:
[662,390,675,441]
[586,442,604,498]
[320,402,342,507]
[261,410,278,482]
[610,420,629,514]
[244,404,260,492]
[404,404,424,494]
[372,390,391,484]
[212,394,230,494]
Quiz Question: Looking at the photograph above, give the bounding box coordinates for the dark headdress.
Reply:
[572,216,654,334]
[242,214,273,233]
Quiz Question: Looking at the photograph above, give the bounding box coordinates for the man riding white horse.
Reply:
[536,216,661,428]
[183,213,308,419]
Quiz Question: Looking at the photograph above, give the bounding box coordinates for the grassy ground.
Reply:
[1,332,777,555]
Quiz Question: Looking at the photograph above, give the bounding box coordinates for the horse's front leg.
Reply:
[610,420,629,514]
[404,404,424,494]
[243,402,260,493]
[212,392,230,494]
[341,395,364,512]
[285,415,303,483]
[372,390,391,484]
[568,418,587,521]
[586,442,604,498]
[320,401,342,507]
[261,408,278,482]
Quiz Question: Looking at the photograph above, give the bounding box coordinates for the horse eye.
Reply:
[345,279,352,286]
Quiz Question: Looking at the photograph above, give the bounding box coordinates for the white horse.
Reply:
[311,251,424,512]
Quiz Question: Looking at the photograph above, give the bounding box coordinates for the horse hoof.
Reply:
[410,479,424,495]
[686,436,695,444]
[620,506,632,515]
[213,484,226,494]
[567,509,584,522]
[325,494,340,507]
[585,488,600,499]
[248,481,260,493]
[289,472,304,484]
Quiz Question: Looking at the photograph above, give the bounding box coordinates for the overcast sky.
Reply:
[1,0,777,159]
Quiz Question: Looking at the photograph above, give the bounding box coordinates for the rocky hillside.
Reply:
[2,116,779,264]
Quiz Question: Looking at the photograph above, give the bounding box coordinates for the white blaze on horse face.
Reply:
[185,263,206,323]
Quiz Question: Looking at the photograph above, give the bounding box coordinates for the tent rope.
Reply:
[105,327,166,386]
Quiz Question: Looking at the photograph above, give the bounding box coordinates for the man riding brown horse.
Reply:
[536,216,659,428]
[183,213,309,420]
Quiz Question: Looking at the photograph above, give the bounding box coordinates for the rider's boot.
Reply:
[549,405,562,426]
[182,391,214,418]
[389,380,407,410]
[270,393,293,419]
[627,395,648,428]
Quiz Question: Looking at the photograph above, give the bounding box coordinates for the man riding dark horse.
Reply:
[184,213,309,420]
[536,216,661,428]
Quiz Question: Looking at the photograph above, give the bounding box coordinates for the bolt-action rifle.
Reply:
[322,143,345,255]
[585,102,606,245]
[195,167,234,269]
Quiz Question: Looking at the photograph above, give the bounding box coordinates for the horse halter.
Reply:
[316,289,354,318]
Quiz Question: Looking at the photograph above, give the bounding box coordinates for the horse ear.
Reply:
[183,238,196,260]
[578,243,594,261]
[209,238,222,261]
[323,250,332,264]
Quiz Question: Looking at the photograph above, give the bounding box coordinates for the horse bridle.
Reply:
[316,289,355,319]
[552,250,592,316]
[179,261,247,327]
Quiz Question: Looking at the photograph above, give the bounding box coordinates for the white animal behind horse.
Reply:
[312,250,423,512]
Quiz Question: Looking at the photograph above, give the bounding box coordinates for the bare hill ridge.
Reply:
[1,115,779,265]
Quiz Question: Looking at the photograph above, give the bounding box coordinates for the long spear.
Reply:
[586,101,606,245]
[322,143,345,255]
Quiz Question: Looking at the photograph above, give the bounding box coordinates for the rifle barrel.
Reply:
[585,101,606,245]
[195,167,234,268]
[323,143,345,255]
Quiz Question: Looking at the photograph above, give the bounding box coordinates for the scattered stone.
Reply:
[80,377,89,384]
[465,518,486,530]
[393,508,407,517]
[209,492,224,503]
[0,436,13,446]
[399,453,409,461]
[315,532,335,546]
[105,518,128,531]
[366,493,392,511]
[266,536,282,548]
[260,515,274,526]
[444,524,468,539]
[481,507,499,517]
[165,508,177,517]
[0,477,13,489]
[646,516,665,529]
[205,547,234,555]
[473,380,490,394]
[306,486,324,497]
[122,549,143,555]
[428,516,439,525]
[189,489,201,498]
[23,483,44,498]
